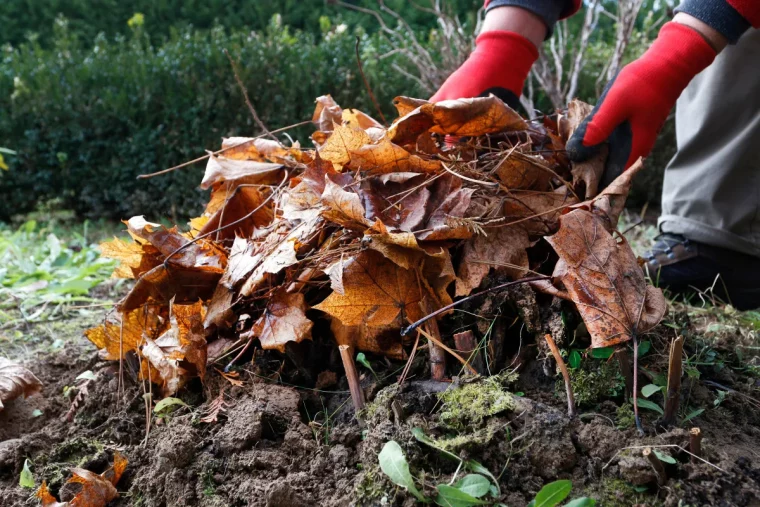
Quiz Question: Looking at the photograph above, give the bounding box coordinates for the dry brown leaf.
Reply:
[320,175,372,230]
[252,291,313,352]
[141,300,207,396]
[85,305,167,361]
[560,100,608,199]
[502,188,578,237]
[99,237,161,279]
[312,95,343,133]
[494,154,554,191]
[0,357,42,410]
[220,137,294,162]
[330,318,405,360]
[198,186,273,242]
[455,226,530,296]
[546,209,667,348]
[582,157,645,230]
[429,96,527,135]
[37,453,127,507]
[201,155,282,190]
[318,124,371,168]
[314,250,425,330]
[416,176,476,241]
[348,137,440,174]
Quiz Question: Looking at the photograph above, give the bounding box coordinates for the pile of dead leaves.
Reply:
[85,95,666,397]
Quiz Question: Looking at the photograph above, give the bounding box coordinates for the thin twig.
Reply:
[354,36,387,125]
[162,171,288,268]
[339,344,366,413]
[417,327,477,375]
[223,49,277,141]
[544,333,576,418]
[136,120,313,180]
[633,335,644,435]
[401,276,550,336]
[662,335,684,426]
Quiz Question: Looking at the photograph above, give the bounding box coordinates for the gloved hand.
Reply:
[430,31,538,110]
[567,22,718,186]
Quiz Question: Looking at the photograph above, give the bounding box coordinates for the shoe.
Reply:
[642,233,760,310]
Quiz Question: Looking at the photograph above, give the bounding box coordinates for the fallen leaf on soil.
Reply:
[0,357,42,410]
[36,452,127,507]
[251,291,313,352]
[546,209,667,348]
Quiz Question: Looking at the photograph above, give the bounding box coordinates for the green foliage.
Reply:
[0,17,425,220]
[527,480,596,507]
[0,0,481,49]
[378,441,426,502]
[19,459,35,488]
[0,220,117,323]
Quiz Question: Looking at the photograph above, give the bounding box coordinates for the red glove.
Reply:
[431,31,538,109]
[567,22,717,185]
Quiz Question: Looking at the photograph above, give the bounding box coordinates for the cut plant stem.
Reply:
[616,345,633,400]
[338,344,365,413]
[453,330,484,375]
[544,334,576,418]
[662,336,684,426]
[690,427,703,463]
[643,447,667,485]
[633,335,644,435]
[426,318,446,381]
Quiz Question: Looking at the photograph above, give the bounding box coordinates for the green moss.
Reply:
[559,360,625,407]
[361,384,400,422]
[438,375,515,431]
[593,478,659,507]
[433,418,504,453]
[354,465,387,505]
[37,437,105,491]
[615,401,635,429]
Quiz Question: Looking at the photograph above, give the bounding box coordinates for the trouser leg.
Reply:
[659,28,760,258]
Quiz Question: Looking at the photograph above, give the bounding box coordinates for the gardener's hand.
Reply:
[431,6,546,110]
[567,18,723,187]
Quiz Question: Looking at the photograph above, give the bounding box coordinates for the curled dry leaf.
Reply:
[0,357,42,410]
[37,452,127,507]
[455,226,530,297]
[251,291,313,352]
[85,305,167,361]
[545,209,667,348]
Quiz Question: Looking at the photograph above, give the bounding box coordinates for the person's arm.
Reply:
[431,1,577,106]
[567,2,760,184]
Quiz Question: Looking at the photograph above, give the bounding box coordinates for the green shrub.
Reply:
[0,17,425,220]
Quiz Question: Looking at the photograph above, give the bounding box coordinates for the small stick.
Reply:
[689,427,703,463]
[426,317,446,381]
[544,334,576,418]
[643,447,667,485]
[339,344,365,413]
[633,335,644,435]
[616,345,633,400]
[417,327,477,375]
[136,120,313,180]
[354,36,387,125]
[453,330,484,374]
[401,276,550,336]
[662,336,684,426]
[223,49,277,141]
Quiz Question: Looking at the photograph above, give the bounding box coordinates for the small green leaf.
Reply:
[31,409,43,418]
[653,449,676,465]
[564,498,596,507]
[636,398,664,415]
[465,460,501,497]
[154,397,188,414]
[356,352,378,380]
[435,484,488,507]
[533,480,572,507]
[19,459,34,488]
[568,350,581,369]
[637,340,651,356]
[76,370,97,381]
[454,474,490,498]
[682,408,705,423]
[378,441,426,502]
[633,485,649,492]
[591,347,614,359]
[641,384,661,398]
[412,427,460,462]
